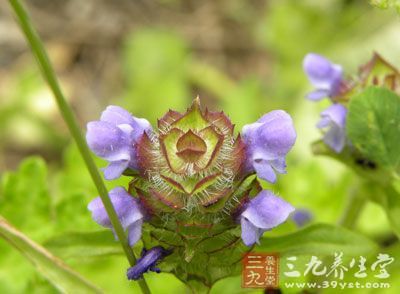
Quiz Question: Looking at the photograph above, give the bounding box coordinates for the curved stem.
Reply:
[339,184,366,229]
[8,0,150,293]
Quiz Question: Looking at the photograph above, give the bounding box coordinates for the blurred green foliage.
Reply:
[1,0,400,292]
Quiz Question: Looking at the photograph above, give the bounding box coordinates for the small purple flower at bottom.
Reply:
[303,53,343,101]
[88,187,146,246]
[239,190,294,246]
[291,208,313,227]
[317,103,348,153]
[127,246,171,280]
[242,110,296,184]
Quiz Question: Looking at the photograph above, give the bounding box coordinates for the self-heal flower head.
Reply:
[127,246,171,280]
[240,190,294,246]
[87,98,296,286]
[303,53,343,101]
[317,104,347,153]
[88,186,145,246]
[242,110,296,183]
[86,105,152,180]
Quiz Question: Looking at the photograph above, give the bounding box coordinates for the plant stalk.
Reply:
[8,0,150,293]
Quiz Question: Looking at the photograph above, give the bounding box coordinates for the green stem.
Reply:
[339,185,367,229]
[8,0,150,293]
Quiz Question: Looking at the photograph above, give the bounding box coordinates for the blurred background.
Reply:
[1,0,400,293]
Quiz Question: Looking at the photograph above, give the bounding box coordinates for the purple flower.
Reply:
[127,246,171,280]
[303,53,343,101]
[291,208,313,227]
[242,110,296,183]
[88,187,145,246]
[86,105,152,180]
[317,104,347,153]
[240,190,294,246]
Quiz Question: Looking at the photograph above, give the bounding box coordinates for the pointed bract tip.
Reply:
[191,95,201,110]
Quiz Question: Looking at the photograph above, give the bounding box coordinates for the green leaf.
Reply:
[0,157,52,236]
[0,216,101,293]
[347,86,400,173]
[44,231,123,261]
[258,224,378,256]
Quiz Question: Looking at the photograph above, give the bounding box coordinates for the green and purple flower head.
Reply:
[86,98,296,283]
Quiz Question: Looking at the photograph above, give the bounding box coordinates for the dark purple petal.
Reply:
[317,104,347,153]
[303,53,343,100]
[242,110,296,183]
[127,246,171,280]
[87,187,144,246]
[240,190,294,246]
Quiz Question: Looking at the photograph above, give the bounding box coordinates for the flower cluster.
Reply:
[86,98,296,282]
[303,52,400,153]
[303,53,348,153]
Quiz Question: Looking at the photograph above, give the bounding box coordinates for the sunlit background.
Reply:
[1,0,400,293]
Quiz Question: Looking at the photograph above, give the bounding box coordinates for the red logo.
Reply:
[242,253,279,288]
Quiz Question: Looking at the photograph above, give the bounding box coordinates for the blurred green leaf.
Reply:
[0,216,101,293]
[0,157,51,235]
[370,0,400,13]
[381,186,400,238]
[347,86,400,173]
[121,30,189,123]
[45,230,122,261]
[259,224,378,256]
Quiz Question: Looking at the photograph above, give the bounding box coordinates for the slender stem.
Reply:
[339,185,366,229]
[8,1,150,293]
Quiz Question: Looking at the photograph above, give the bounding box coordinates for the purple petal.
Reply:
[100,105,152,142]
[317,104,347,153]
[242,110,296,181]
[253,160,277,183]
[319,104,347,128]
[127,246,171,280]
[103,160,130,180]
[86,121,130,161]
[291,209,313,227]
[270,157,287,174]
[241,190,294,231]
[131,117,152,141]
[241,217,263,246]
[324,126,346,153]
[87,187,144,246]
[306,89,330,101]
[127,219,143,247]
[303,53,343,99]
[256,111,297,157]
[101,105,136,126]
